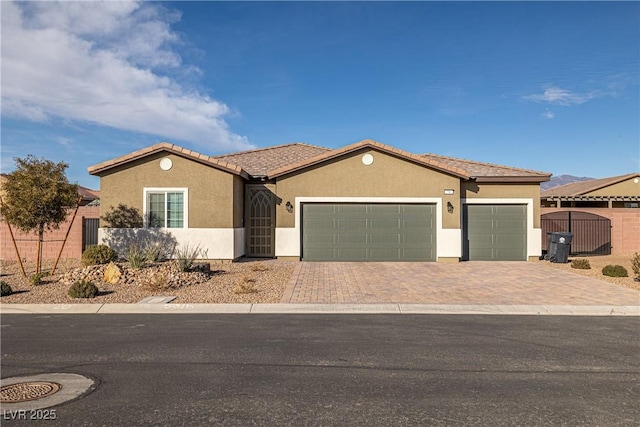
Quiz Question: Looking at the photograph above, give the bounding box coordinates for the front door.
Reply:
[246,185,275,257]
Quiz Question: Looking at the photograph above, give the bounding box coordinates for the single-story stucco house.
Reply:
[88,139,551,262]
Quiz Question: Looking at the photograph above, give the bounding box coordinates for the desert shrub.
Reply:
[29,271,47,286]
[82,244,117,266]
[127,242,148,269]
[601,265,628,278]
[68,280,99,298]
[571,259,591,270]
[142,272,170,291]
[234,277,257,294]
[631,252,640,280]
[176,243,206,272]
[1,281,13,297]
[144,241,165,262]
[250,263,269,272]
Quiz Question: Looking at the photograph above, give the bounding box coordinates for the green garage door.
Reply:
[302,203,436,261]
[463,204,527,261]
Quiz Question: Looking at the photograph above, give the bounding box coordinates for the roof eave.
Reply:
[87,145,249,179]
[473,175,551,183]
[267,142,471,180]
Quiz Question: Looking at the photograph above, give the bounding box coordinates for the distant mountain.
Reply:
[541,174,595,191]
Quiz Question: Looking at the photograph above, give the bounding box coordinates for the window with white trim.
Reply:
[144,188,188,228]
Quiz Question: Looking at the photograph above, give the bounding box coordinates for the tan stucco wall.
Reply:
[98,152,241,228]
[585,178,640,197]
[274,149,461,228]
[462,182,542,227]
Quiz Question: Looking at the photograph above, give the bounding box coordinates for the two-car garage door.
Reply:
[302,203,436,261]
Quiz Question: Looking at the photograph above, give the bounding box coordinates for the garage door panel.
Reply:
[302,203,435,261]
[304,233,334,245]
[369,204,401,215]
[336,248,368,260]
[336,205,367,215]
[336,218,368,229]
[336,234,368,244]
[370,218,401,228]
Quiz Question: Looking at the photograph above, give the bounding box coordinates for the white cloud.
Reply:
[524,86,598,106]
[1,1,251,152]
[542,109,555,119]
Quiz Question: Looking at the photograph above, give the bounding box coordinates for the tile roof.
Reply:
[87,139,551,183]
[213,143,331,176]
[422,153,551,181]
[541,173,640,197]
[88,142,249,179]
[267,139,471,179]
[77,185,99,201]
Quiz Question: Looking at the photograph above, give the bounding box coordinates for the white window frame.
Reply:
[143,187,189,229]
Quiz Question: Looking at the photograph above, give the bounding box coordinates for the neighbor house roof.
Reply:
[87,142,249,179]
[267,139,472,179]
[213,143,331,176]
[422,153,550,182]
[541,173,640,197]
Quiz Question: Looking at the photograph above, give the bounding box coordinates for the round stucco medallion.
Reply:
[362,153,374,166]
[634,178,639,184]
[159,157,173,171]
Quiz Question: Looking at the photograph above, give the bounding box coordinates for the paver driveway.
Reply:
[282,262,640,305]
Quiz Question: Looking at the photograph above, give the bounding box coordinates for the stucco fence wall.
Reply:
[0,205,100,262]
[541,207,640,255]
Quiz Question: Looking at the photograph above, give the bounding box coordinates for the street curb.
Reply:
[1,303,638,315]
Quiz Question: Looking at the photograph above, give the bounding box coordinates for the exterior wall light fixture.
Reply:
[286,201,293,213]
[447,201,454,213]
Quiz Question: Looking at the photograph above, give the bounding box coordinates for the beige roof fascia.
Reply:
[267,139,471,179]
[87,142,249,179]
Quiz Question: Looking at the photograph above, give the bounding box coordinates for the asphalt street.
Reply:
[1,314,639,426]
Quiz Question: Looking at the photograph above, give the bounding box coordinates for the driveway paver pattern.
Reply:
[282,262,640,305]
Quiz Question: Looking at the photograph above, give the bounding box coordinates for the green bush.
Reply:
[571,259,591,270]
[631,252,640,280]
[1,281,13,297]
[602,265,628,278]
[82,244,117,266]
[68,280,99,298]
[29,271,47,286]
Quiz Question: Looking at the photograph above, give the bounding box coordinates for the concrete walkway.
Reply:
[282,262,640,305]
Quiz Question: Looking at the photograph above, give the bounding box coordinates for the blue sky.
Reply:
[2,1,638,189]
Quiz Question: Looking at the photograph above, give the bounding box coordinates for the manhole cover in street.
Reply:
[1,382,62,403]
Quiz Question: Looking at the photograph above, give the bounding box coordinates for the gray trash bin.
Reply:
[546,232,573,263]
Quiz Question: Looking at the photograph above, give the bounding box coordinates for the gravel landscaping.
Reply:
[535,253,640,291]
[0,258,295,304]
[2,253,638,304]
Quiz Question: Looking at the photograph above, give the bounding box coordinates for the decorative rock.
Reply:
[104,262,122,284]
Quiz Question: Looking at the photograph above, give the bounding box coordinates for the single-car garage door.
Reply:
[463,204,527,261]
[302,203,436,261]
